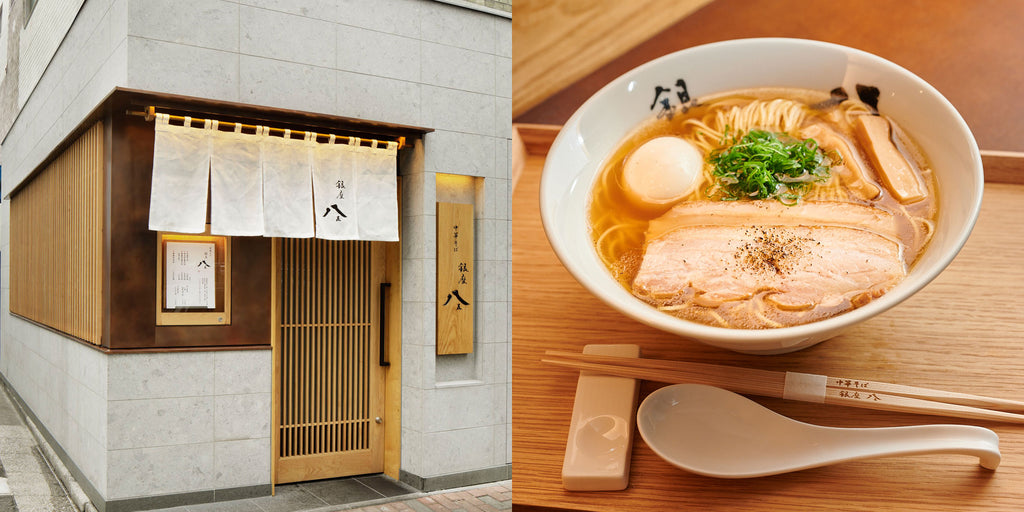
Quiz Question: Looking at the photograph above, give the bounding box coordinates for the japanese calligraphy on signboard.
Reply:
[436,202,474,354]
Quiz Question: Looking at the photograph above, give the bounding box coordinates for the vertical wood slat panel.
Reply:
[10,122,103,345]
[316,239,324,457]
[357,241,365,449]
[301,239,309,457]
[341,241,349,452]
[306,240,313,456]
[344,241,352,451]
[290,240,296,457]
[281,240,288,458]
[294,240,300,457]
[285,239,292,458]
[287,239,295,458]
[293,239,300,457]
[355,242,361,450]
[300,239,307,457]
[330,240,338,453]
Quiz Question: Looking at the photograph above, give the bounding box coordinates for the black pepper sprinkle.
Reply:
[733,227,811,276]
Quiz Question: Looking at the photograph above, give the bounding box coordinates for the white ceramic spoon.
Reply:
[636,383,1001,478]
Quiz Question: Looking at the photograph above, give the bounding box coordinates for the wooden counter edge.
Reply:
[981,150,1024,185]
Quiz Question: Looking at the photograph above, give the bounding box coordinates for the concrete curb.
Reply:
[0,475,14,512]
[3,386,96,512]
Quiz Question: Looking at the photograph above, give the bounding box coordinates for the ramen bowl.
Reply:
[539,38,983,354]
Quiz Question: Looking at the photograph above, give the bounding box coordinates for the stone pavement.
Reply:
[326,481,511,512]
[147,480,511,512]
[0,383,75,512]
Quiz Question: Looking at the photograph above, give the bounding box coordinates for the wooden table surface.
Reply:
[511,125,1024,511]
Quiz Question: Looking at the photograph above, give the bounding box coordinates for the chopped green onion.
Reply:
[708,129,832,204]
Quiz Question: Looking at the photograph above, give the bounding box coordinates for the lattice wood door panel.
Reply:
[274,238,385,483]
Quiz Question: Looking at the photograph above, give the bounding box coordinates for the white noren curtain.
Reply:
[262,129,315,238]
[149,115,211,233]
[354,141,400,241]
[312,136,360,240]
[210,123,264,236]
[149,119,400,241]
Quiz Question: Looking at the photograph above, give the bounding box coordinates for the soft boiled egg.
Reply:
[621,136,704,214]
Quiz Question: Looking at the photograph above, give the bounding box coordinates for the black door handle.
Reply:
[379,282,391,367]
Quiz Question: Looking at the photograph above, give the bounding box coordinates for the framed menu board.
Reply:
[156,230,231,326]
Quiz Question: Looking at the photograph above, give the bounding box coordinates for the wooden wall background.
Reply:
[107,108,272,350]
[511,0,712,117]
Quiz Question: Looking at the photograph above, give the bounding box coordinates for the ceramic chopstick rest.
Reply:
[562,344,641,491]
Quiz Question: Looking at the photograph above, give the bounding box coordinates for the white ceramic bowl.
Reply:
[540,38,983,354]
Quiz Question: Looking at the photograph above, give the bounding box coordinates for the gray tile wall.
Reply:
[0,0,512,499]
[0,313,110,496]
[105,351,272,500]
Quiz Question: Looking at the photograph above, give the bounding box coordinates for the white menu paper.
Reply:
[165,241,216,309]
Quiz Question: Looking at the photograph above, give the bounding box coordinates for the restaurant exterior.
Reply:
[0,0,511,510]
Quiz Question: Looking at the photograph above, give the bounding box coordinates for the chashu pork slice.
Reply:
[646,200,902,243]
[633,224,906,312]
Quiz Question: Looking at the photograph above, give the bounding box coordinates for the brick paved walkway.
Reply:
[341,481,511,512]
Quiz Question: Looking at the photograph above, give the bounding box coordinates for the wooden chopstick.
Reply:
[543,350,788,397]
[823,374,1024,412]
[544,350,1024,411]
[542,350,1024,424]
[821,387,1024,424]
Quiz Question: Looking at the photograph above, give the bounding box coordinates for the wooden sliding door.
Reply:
[272,238,387,483]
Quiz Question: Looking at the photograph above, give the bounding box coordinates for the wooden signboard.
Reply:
[436,202,474,354]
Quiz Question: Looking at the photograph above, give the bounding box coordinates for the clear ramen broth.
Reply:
[588,87,938,329]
